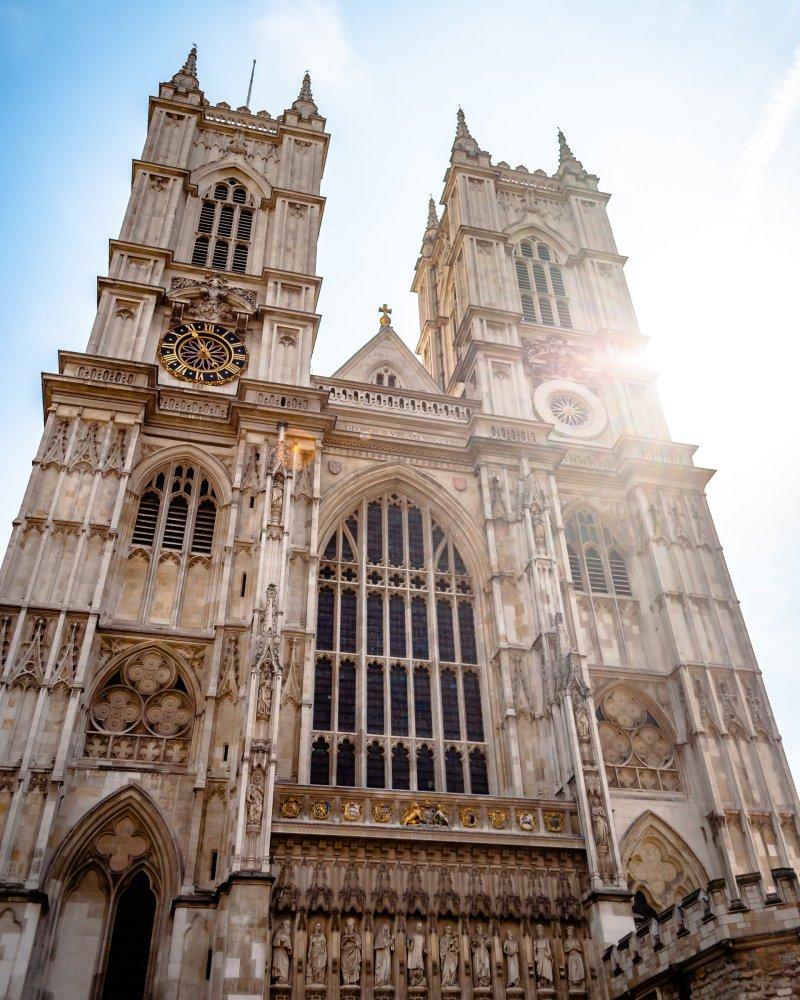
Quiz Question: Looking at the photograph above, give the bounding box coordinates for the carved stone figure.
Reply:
[439,924,459,987]
[471,923,491,987]
[340,917,362,985]
[407,921,427,986]
[503,929,520,987]
[533,924,553,986]
[575,704,590,741]
[489,474,507,520]
[271,919,292,984]
[246,769,264,828]
[373,922,394,987]
[306,922,327,984]
[564,926,585,988]
[591,802,610,847]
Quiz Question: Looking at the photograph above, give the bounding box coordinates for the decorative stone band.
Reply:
[274,785,579,843]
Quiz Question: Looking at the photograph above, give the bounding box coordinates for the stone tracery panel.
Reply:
[596,686,680,793]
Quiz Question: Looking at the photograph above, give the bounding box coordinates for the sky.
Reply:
[1,0,799,777]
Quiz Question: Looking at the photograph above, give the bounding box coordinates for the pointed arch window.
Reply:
[121,462,219,627]
[191,177,255,274]
[514,239,572,329]
[564,509,634,598]
[311,492,489,793]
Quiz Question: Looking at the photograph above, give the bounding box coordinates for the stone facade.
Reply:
[0,45,797,1000]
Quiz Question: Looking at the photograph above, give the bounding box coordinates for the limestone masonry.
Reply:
[0,46,798,1000]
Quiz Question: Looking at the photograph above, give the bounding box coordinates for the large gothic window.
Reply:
[191,177,254,274]
[311,492,490,794]
[117,462,219,628]
[514,239,572,329]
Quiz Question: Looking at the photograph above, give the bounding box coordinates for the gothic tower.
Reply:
[0,50,798,1000]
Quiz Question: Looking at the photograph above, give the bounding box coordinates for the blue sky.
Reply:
[1,0,799,776]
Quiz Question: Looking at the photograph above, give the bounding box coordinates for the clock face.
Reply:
[158,321,248,385]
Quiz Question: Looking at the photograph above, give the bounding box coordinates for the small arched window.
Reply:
[192,177,255,274]
[374,366,400,388]
[564,510,634,598]
[514,239,572,329]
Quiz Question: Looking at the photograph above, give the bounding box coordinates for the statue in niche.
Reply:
[575,704,590,742]
[340,916,362,985]
[374,922,394,987]
[407,921,427,986]
[271,919,292,984]
[439,924,459,987]
[489,475,508,521]
[503,929,520,987]
[564,926,585,988]
[306,921,327,984]
[471,923,491,987]
[246,770,264,828]
[533,924,553,986]
[591,802,610,848]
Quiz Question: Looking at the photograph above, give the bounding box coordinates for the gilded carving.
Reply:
[310,799,330,821]
[279,796,301,819]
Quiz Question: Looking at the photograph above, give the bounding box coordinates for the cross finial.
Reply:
[378,304,392,326]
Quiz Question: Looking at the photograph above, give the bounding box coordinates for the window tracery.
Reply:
[84,647,195,766]
[119,461,219,626]
[311,492,489,793]
[191,177,254,274]
[565,510,632,597]
[514,239,572,328]
[596,687,680,792]
[374,366,400,388]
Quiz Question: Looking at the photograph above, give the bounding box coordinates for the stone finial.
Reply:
[452,106,480,154]
[292,70,318,114]
[557,128,574,164]
[426,196,439,230]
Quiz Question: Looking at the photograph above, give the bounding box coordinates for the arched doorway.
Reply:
[101,870,156,999]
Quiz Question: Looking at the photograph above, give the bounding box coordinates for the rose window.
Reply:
[596,688,680,792]
[84,648,194,766]
[549,392,590,427]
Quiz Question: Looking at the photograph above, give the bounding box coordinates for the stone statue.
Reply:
[591,802,610,848]
[575,704,590,741]
[471,923,491,987]
[407,921,427,986]
[373,922,394,987]
[564,926,585,988]
[246,771,264,828]
[306,921,327,984]
[439,924,459,987]
[340,917,362,985]
[271,919,292,984]
[489,475,508,520]
[503,929,520,987]
[533,924,553,986]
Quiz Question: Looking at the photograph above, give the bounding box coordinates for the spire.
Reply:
[452,106,481,155]
[426,196,439,230]
[169,44,201,93]
[292,69,318,115]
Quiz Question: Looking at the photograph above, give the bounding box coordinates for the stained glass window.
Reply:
[367,662,384,734]
[311,493,489,793]
[390,664,409,736]
[310,737,330,785]
[337,739,356,786]
[337,660,356,732]
[392,744,410,789]
[366,741,385,788]
[469,748,489,794]
[445,747,465,793]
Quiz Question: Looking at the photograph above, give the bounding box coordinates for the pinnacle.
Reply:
[456,106,471,139]
[426,196,439,230]
[182,44,198,78]
[298,70,314,103]
[293,69,318,114]
[557,127,575,164]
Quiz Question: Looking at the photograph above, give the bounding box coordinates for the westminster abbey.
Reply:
[0,46,798,1000]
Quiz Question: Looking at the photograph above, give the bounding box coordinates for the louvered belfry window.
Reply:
[131,464,218,558]
[564,509,634,598]
[514,239,572,329]
[191,177,255,274]
[311,492,490,793]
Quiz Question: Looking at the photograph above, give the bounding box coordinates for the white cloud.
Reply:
[253,0,356,88]
[738,41,800,217]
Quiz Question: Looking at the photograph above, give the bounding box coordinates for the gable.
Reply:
[330,326,442,394]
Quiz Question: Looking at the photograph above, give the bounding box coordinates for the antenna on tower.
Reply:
[245,59,256,108]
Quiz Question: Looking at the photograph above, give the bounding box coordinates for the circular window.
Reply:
[533,379,606,439]
[549,392,590,428]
